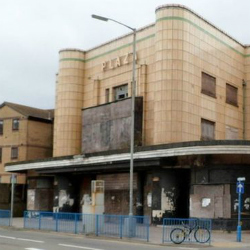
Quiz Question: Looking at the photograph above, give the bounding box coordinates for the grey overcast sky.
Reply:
[0,0,250,109]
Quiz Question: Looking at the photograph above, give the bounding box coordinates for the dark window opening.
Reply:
[226,83,238,106]
[105,89,110,103]
[114,84,128,101]
[201,72,216,98]
[12,119,19,131]
[0,148,2,162]
[11,147,18,159]
[0,120,3,135]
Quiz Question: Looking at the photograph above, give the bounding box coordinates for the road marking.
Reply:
[59,244,104,250]
[179,248,200,249]
[0,235,15,239]
[17,238,44,243]
[25,248,45,250]
[0,234,44,243]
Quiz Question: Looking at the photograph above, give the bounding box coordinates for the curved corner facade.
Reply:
[53,49,85,157]
[54,5,249,156]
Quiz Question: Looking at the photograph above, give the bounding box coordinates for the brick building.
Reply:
[0,102,53,215]
[5,4,250,228]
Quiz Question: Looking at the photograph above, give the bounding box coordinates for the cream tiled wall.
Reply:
[54,50,85,157]
[53,5,249,156]
[245,46,250,138]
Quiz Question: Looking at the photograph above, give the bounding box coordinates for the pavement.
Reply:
[9,218,250,248]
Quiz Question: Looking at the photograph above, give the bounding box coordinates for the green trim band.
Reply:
[60,16,250,63]
[60,34,155,63]
[156,16,249,58]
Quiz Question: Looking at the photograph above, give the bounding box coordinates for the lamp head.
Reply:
[237,177,246,182]
[92,14,109,22]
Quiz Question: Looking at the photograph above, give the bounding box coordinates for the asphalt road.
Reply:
[0,227,249,250]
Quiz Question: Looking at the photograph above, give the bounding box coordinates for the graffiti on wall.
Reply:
[233,197,250,214]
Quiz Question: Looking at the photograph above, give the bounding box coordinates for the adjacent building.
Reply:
[5,4,250,229]
[0,102,53,215]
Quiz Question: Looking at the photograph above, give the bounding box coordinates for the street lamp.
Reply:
[92,14,136,216]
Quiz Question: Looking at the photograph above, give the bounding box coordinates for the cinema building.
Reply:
[6,4,250,229]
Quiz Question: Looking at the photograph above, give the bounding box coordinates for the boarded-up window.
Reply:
[226,84,238,106]
[226,126,238,140]
[201,119,215,140]
[201,72,216,98]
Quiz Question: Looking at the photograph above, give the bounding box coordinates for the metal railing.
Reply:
[162,218,212,245]
[0,209,10,226]
[24,211,149,241]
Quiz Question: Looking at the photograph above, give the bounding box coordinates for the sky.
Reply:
[0,0,250,109]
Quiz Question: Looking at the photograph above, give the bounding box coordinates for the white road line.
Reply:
[17,237,44,243]
[0,234,44,243]
[25,248,45,250]
[179,247,199,250]
[0,235,15,239]
[59,243,104,250]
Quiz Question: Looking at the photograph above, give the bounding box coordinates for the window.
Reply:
[201,119,215,141]
[226,83,238,106]
[114,84,128,101]
[226,125,238,140]
[0,148,2,162]
[201,72,216,98]
[12,119,19,131]
[0,120,3,135]
[105,89,110,103]
[11,147,18,159]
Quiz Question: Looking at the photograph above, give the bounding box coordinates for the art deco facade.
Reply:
[6,5,250,228]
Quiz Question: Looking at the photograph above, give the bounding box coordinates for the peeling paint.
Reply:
[161,188,176,212]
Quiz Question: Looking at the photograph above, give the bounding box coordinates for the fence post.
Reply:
[38,212,41,230]
[55,213,58,232]
[119,216,123,239]
[147,217,149,242]
[23,211,26,228]
[162,219,165,244]
[74,213,77,234]
[95,214,99,236]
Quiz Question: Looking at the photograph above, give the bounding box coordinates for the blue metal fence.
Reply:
[24,211,149,241]
[0,209,10,226]
[162,218,212,245]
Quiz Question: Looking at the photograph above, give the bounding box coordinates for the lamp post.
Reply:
[92,14,136,216]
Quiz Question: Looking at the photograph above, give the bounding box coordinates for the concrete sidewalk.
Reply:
[10,218,250,248]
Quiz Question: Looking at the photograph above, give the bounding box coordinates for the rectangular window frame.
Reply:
[0,120,3,135]
[113,84,128,101]
[201,72,216,98]
[11,147,18,160]
[0,148,2,163]
[201,118,215,141]
[12,119,19,131]
[226,83,238,107]
[105,88,110,103]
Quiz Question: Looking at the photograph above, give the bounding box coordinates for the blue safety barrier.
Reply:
[0,209,10,226]
[24,211,149,241]
[162,218,212,245]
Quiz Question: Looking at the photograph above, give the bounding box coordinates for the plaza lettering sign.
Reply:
[102,52,137,71]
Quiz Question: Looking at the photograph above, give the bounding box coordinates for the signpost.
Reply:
[236,177,245,242]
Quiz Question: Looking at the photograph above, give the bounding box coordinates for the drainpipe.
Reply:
[242,79,247,140]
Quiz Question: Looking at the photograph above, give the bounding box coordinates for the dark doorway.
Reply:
[175,169,190,218]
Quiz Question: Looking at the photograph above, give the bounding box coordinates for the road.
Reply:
[0,227,249,250]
